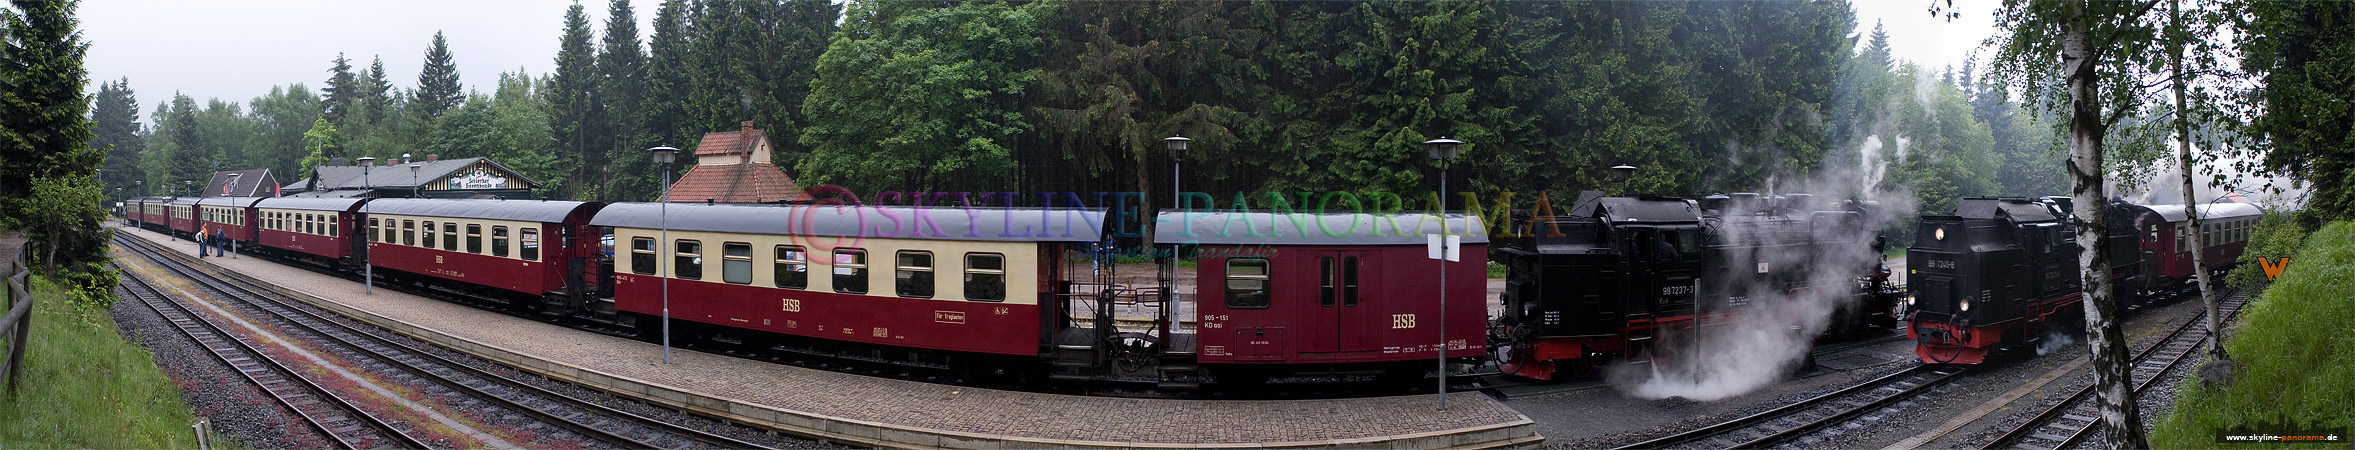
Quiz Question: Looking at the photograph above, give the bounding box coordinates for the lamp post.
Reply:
[137,180,143,196]
[359,156,375,295]
[650,146,679,364]
[1164,135,1190,332]
[410,163,422,198]
[1612,164,1637,196]
[1423,136,1461,410]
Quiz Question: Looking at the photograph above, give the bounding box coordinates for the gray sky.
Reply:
[81,0,1997,126]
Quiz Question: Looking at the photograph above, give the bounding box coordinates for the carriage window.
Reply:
[896,251,934,298]
[674,240,703,280]
[327,216,337,237]
[1343,256,1360,307]
[630,237,656,275]
[721,242,752,284]
[832,249,868,294]
[368,218,378,241]
[443,223,458,249]
[520,228,540,261]
[965,253,1005,302]
[492,226,510,257]
[774,245,808,289]
[1320,257,1335,307]
[466,224,483,254]
[403,220,416,246]
[422,221,437,249]
[1225,258,1271,309]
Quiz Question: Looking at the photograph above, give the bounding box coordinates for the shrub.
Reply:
[2152,221,2355,448]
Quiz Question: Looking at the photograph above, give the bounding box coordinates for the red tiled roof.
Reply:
[696,121,765,156]
[666,162,810,204]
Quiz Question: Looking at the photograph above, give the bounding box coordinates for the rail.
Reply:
[2,241,33,396]
[1977,290,2248,450]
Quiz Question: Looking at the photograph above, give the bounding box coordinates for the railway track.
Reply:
[118,236,771,449]
[1614,364,1964,449]
[1977,290,2249,450]
[119,267,427,449]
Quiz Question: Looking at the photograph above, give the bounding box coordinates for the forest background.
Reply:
[88,0,2233,230]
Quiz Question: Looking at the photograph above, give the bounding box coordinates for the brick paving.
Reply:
[117,225,1534,446]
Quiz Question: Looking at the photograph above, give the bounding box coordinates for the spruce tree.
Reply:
[549,4,605,199]
[322,53,360,126]
[0,0,98,205]
[645,0,690,149]
[598,0,651,200]
[416,31,464,119]
[92,78,144,199]
[364,55,394,124]
[165,94,205,192]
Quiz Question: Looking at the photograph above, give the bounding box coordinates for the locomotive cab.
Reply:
[1907,197,2081,364]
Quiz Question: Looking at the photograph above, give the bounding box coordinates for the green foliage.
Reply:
[299,118,338,182]
[2152,220,2355,448]
[91,78,143,201]
[0,277,218,449]
[549,3,605,200]
[321,53,360,127]
[248,83,322,183]
[2245,1,2355,221]
[17,175,112,271]
[0,0,97,215]
[361,55,393,125]
[799,0,1055,193]
[415,31,464,119]
[2226,210,2314,292]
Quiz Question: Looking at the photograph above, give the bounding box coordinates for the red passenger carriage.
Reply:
[195,197,267,242]
[167,197,202,237]
[252,197,369,265]
[360,199,605,312]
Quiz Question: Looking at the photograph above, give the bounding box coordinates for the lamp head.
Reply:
[649,146,678,165]
[1164,135,1190,152]
[1423,137,1462,161]
[1611,164,1637,180]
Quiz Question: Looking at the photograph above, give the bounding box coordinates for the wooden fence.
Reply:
[1,242,31,395]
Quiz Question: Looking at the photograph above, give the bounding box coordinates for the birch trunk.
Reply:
[2062,11,2151,448]
[2169,0,2226,361]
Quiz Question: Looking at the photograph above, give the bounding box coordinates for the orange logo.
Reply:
[2260,256,2292,281]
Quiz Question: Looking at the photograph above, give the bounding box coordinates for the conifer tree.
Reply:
[165,94,205,191]
[548,4,604,199]
[0,0,101,231]
[416,31,464,119]
[364,55,393,124]
[92,78,144,199]
[322,53,360,126]
[645,0,690,150]
[598,0,651,200]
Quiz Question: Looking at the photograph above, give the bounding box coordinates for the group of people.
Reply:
[193,224,232,258]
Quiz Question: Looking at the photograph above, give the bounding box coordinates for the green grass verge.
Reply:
[2151,221,2355,448]
[0,276,233,448]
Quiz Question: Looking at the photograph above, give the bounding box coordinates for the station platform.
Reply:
[116,224,1541,449]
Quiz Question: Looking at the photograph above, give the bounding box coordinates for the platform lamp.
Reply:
[359,156,376,295]
[409,163,422,198]
[1422,136,1461,410]
[1163,135,1191,329]
[650,145,679,364]
[1612,164,1638,196]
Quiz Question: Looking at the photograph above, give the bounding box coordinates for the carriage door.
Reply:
[1319,251,1380,353]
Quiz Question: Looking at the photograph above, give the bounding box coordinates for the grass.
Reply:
[2151,221,2355,448]
[0,275,237,448]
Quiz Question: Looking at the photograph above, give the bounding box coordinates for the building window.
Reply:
[466,224,483,254]
[774,245,808,289]
[896,251,933,298]
[721,242,752,284]
[403,220,416,246]
[1225,258,1271,309]
[520,228,539,261]
[965,253,1005,302]
[422,221,436,249]
[443,223,457,249]
[832,249,867,294]
[491,226,510,258]
[675,240,703,280]
[630,237,656,275]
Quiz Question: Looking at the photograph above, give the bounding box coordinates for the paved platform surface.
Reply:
[118,224,1540,449]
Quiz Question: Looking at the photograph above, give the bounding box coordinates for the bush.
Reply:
[2226,210,2316,293]
[2151,221,2355,448]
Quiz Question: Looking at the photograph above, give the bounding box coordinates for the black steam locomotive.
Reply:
[1905,196,2261,364]
[1492,192,1901,380]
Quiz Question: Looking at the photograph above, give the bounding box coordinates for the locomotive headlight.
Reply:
[1960,298,1971,312]
[1906,292,1917,307]
[1934,227,1946,241]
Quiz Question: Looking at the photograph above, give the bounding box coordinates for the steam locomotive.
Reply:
[1905,197,2261,364]
[1491,192,1902,380]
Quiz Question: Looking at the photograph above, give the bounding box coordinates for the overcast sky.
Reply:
[82,0,2000,126]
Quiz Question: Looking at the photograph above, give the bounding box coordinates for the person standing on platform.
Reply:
[195,226,210,258]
